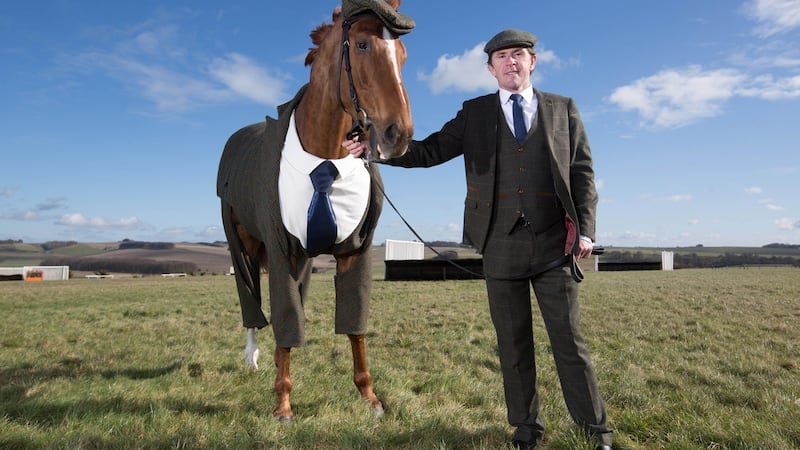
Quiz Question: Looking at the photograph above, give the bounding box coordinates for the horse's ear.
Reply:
[386,0,401,10]
[333,5,342,21]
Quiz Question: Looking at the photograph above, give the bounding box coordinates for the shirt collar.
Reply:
[499,85,535,105]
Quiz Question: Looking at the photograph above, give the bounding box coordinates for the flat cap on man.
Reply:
[342,0,415,35]
[484,29,538,55]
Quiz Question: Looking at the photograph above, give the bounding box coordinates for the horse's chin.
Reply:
[371,143,408,160]
[368,133,409,160]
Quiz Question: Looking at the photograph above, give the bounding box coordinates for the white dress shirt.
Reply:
[278,112,371,250]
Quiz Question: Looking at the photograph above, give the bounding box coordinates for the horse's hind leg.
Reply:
[335,252,383,415]
[349,334,384,415]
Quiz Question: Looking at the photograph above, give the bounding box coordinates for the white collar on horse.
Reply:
[279,111,371,251]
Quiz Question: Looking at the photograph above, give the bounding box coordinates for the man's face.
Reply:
[487,47,536,93]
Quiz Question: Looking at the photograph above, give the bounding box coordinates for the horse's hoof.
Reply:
[372,404,385,417]
[277,415,294,423]
[244,346,259,370]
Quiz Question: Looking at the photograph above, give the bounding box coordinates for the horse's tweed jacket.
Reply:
[217,85,384,348]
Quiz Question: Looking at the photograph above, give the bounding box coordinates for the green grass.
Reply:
[1,268,799,449]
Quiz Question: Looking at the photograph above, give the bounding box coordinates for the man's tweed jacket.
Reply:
[385,89,597,256]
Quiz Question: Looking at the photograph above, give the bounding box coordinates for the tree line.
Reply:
[41,257,198,275]
[603,250,800,268]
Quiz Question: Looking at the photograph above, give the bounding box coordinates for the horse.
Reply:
[216,0,414,422]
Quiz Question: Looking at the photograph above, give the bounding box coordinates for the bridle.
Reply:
[337,13,377,146]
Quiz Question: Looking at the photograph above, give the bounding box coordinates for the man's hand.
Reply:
[577,238,594,259]
[342,135,368,158]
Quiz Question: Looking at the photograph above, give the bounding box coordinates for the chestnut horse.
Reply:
[216,1,413,421]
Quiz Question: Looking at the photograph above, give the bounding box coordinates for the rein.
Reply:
[338,13,375,151]
[359,160,487,279]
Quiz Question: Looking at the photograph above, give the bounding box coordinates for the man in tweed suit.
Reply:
[345,29,612,449]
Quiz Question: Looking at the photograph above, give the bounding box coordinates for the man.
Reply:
[345,29,612,449]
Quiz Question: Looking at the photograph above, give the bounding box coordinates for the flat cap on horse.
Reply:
[217,0,414,421]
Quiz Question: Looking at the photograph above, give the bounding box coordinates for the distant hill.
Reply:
[2,240,798,276]
[0,241,233,275]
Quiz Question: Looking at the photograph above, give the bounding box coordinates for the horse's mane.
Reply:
[304,8,342,67]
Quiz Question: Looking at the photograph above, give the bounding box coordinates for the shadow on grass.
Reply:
[288,420,512,449]
[0,360,183,385]
[0,361,224,427]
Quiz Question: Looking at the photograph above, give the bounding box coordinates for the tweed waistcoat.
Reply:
[482,108,567,279]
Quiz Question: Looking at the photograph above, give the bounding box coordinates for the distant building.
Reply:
[384,239,424,261]
[0,266,69,281]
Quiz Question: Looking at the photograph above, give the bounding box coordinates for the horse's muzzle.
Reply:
[369,122,411,160]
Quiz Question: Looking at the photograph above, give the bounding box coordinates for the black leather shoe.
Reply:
[512,440,533,450]
[595,445,612,450]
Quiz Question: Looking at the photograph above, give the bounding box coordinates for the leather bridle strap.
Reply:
[337,13,374,143]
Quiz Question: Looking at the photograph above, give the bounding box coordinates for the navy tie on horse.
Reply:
[307,160,339,253]
[510,93,527,144]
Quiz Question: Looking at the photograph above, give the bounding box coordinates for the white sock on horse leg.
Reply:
[245,328,259,370]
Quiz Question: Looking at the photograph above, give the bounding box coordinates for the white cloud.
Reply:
[209,53,290,105]
[739,74,800,100]
[689,219,700,225]
[765,203,785,211]
[418,42,573,94]
[0,187,17,198]
[418,43,496,94]
[57,213,141,229]
[744,0,800,36]
[609,65,800,128]
[608,66,746,128]
[70,19,291,114]
[418,42,572,94]
[744,186,764,194]
[619,231,658,241]
[446,223,461,233]
[666,194,693,202]
[0,210,40,221]
[775,217,799,229]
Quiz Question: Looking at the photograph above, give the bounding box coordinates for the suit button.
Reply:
[519,167,525,172]
[518,189,524,194]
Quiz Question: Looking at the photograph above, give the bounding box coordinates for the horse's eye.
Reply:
[355,40,370,53]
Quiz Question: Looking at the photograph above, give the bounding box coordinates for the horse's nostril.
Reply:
[384,123,399,146]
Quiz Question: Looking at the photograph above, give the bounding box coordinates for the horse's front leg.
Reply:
[273,347,293,422]
[244,328,260,369]
[348,334,384,416]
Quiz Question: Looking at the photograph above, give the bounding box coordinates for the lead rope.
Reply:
[361,159,603,282]
[361,160,486,279]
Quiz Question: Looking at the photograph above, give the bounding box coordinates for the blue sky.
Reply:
[2,0,799,247]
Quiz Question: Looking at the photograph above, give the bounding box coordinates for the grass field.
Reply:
[1,268,799,449]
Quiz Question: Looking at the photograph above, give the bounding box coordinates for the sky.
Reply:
[2,0,799,248]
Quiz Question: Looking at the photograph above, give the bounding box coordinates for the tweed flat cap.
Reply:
[484,29,537,55]
[342,0,415,35]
